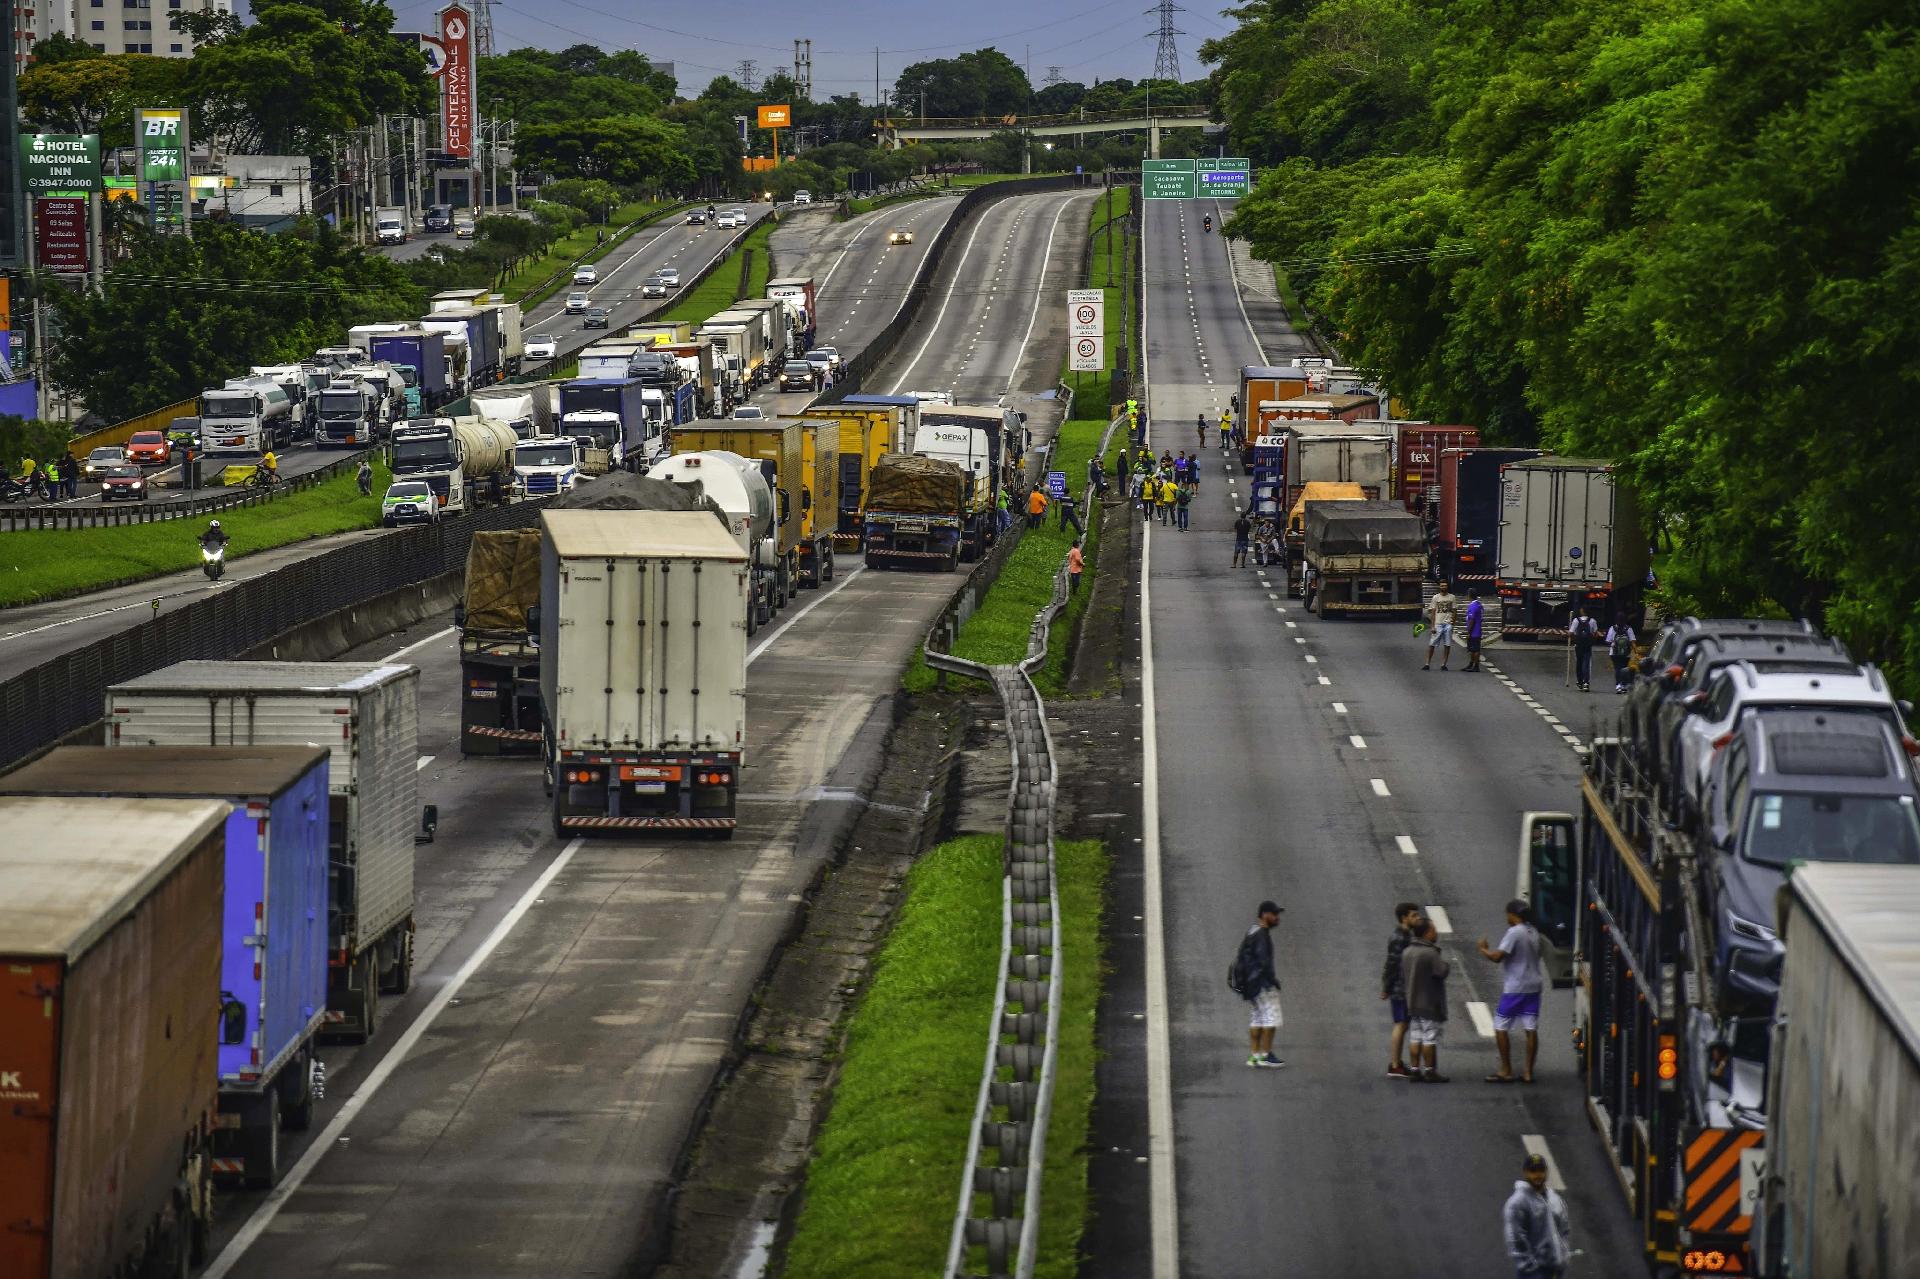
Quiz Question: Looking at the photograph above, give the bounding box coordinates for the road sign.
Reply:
[1143,158,1197,200]
[439,5,475,159]
[1070,335,1103,372]
[1045,471,1068,498]
[758,104,792,129]
[1199,158,1252,198]
[1068,288,1104,339]
[20,134,100,194]
[35,198,89,271]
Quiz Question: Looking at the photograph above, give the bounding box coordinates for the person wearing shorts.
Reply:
[1424,584,1458,670]
[1479,899,1547,1082]
[1238,901,1286,1068]
[1401,916,1450,1082]
[1382,902,1422,1079]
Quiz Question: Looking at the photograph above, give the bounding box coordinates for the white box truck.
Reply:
[539,510,748,837]
[104,661,422,1041]
[1494,456,1648,639]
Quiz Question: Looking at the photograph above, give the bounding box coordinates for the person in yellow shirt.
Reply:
[1155,475,1175,525]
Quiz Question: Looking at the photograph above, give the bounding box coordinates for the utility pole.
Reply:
[875,47,881,112]
[471,0,495,59]
[1148,0,1184,83]
[1044,65,1064,87]
[792,39,811,100]
[736,59,757,92]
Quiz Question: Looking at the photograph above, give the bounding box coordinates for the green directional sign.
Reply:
[1143,158,1197,200]
[1199,158,1253,198]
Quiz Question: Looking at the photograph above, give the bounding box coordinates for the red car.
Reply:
[125,430,172,466]
[99,464,151,501]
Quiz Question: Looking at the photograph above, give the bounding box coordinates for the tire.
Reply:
[822,548,834,582]
[242,1087,281,1189]
[280,1048,315,1132]
[381,926,413,995]
[355,952,379,1043]
[746,602,758,638]
[945,547,960,573]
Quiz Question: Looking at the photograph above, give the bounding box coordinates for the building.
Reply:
[13,0,235,68]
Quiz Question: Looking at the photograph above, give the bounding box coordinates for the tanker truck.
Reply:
[389,415,519,515]
[648,449,781,634]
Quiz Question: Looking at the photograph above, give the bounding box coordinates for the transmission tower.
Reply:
[470,0,495,59]
[736,59,759,91]
[793,39,813,100]
[1148,0,1184,82]
[1043,65,1064,87]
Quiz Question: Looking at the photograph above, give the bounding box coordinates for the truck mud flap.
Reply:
[560,815,737,832]
[461,723,544,755]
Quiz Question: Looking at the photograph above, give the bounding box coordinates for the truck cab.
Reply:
[513,435,586,498]
[313,380,379,448]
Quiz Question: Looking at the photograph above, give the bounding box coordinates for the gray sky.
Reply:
[386,0,1230,100]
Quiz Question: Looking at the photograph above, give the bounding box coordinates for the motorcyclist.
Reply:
[200,519,229,552]
[1203,214,1212,232]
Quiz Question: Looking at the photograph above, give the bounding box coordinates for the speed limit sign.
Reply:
[1068,288,1104,338]
[1071,335,1103,371]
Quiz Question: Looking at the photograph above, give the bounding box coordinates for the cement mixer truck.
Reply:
[648,449,781,634]
[389,415,518,515]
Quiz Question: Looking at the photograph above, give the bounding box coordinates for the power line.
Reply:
[1043,65,1064,86]
[735,59,758,91]
[1149,0,1184,81]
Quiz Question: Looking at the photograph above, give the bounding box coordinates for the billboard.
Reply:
[439,4,476,159]
[35,197,89,271]
[757,104,791,129]
[19,134,101,195]
[136,108,190,229]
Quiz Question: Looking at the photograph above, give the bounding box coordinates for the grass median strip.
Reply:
[659,218,774,325]
[500,200,670,305]
[783,834,1107,1279]
[0,462,389,608]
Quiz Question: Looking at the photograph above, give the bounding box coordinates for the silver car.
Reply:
[566,291,590,314]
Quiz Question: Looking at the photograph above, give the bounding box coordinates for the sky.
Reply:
[384,0,1234,101]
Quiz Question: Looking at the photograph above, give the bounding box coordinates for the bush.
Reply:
[0,415,74,467]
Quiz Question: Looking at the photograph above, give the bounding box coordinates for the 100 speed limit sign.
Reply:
[1071,335,1104,371]
[1068,288,1104,338]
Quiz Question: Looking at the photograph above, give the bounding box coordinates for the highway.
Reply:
[1114,198,1647,1277]
[195,185,1096,1279]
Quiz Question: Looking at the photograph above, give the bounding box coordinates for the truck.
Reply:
[915,403,1007,560]
[539,509,750,836]
[798,420,841,586]
[348,322,410,354]
[625,320,695,346]
[511,433,587,497]
[389,415,518,514]
[458,529,544,755]
[733,299,795,366]
[340,362,408,427]
[0,795,227,1279]
[430,287,493,312]
[670,422,808,603]
[698,309,770,388]
[1237,364,1312,451]
[838,392,922,453]
[249,364,325,439]
[1382,421,1479,517]
[864,453,968,571]
[312,377,382,448]
[1282,419,1393,512]
[1756,863,1920,1279]
[483,300,525,375]
[804,403,897,546]
[1301,499,1428,617]
[656,338,724,416]
[422,305,501,389]
[0,746,332,1191]
[766,276,818,348]
[559,377,651,472]
[578,340,651,381]
[200,378,294,455]
[649,450,783,631]
[471,381,556,439]
[369,328,452,414]
[105,661,422,1042]
[1435,446,1543,587]
[1494,456,1648,639]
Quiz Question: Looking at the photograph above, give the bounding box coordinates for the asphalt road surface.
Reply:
[1121,198,1648,1278]
[197,186,1097,1279]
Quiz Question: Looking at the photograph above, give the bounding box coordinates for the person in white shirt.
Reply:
[1477,899,1547,1083]
[1423,585,1458,670]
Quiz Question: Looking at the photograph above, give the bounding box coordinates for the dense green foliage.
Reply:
[1205,0,1920,691]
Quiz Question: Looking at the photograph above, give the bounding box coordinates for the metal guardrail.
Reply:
[879,105,1211,130]
[930,409,1121,1279]
[0,448,370,533]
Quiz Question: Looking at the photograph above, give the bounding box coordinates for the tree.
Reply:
[517,115,695,190]
[31,32,101,65]
[893,48,1032,118]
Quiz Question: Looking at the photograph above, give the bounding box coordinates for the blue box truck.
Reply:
[370,329,450,413]
[0,743,333,1190]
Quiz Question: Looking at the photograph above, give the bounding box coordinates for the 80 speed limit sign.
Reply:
[1071,335,1104,371]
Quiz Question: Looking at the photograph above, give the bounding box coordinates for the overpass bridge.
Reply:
[876,104,1213,158]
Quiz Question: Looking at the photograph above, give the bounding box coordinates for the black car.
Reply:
[424,204,454,233]
[779,359,819,392]
[1622,618,1823,764]
[583,307,610,330]
[1701,710,1920,1008]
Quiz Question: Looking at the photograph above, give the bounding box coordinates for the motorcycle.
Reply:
[1203,215,1213,233]
[0,476,35,504]
[200,542,226,582]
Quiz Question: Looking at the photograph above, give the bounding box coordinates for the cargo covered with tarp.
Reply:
[549,472,712,514]
[1304,499,1428,568]
[462,530,542,635]
[864,452,967,515]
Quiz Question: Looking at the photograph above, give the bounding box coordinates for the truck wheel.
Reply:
[945,547,960,572]
[280,1048,316,1132]
[356,952,380,1042]
[381,927,413,996]
[243,1088,281,1189]
[551,791,569,839]
[746,603,758,638]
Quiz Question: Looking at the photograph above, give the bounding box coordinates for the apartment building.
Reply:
[13,0,234,69]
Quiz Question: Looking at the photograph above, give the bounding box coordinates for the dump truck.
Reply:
[457,529,545,756]
[0,746,332,1191]
[539,509,750,836]
[0,795,227,1279]
[798,420,841,586]
[649,450,783,631]
[389,415,518,514]
[106,661,421,1042]
[1435,446,1543,587]
[670,421,811,602]
[864,452,969,570]
[1494,456,1648,639]
[804,402,897,546]
[1302,498,1428,617]
[1277,480,1364,593]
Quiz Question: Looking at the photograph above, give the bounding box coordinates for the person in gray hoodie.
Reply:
[1400,916,1450,1082]
[1504,1152,1572,1278]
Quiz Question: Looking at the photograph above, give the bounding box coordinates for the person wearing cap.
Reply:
[1478,899,1547,1083]
[1400,915,1449,1081]
[1504,1151,1572,1278]
[1237,901,1285,1068]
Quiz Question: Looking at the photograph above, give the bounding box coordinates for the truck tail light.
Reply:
[1667,664,1686,681]
[1713,733,1735,752]
[1657,1034,1678,1087]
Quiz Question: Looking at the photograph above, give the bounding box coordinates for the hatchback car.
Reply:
[656,266,680,287]
[1701,711,1920,1005]
[455,216,476,239]
[888,227,914,246]
[84,445,127,478]
[583,307,610,330]
[566,291,591,314]
[125,430,172,466]
[641,276,668,298]
[381,480,441,527]
[572,264,599,285]
[525,337,558,361]
[99,464,149,501]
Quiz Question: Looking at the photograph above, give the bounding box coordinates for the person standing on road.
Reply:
[59,452,78,498]
[996,488,1011,534]
[1232,512,1252,566]
[1606,615,1637,694]
[1087,453,1106,499]
[1196,413,1207,454]
[1478,899,1546,1083]
[1463,589,1486,672]
[1423,583,1458,671]
[1505,1153,1573,1279]
[1175,479,1192,530]
[1402,916,1450,1082]
[1067,539,1084,594]
[1568,606,1600,692]
[1027,486,1048,529]
[1116,450,1130,493]
[1233,900,1286,1068]
[1155,474,1175,526]
[1382,902,1423,1079]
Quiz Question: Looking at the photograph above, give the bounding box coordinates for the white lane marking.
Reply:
[1426,905,1453,934]
[1395,835,1418,856]
[383,625,455,662]
[1305,655,1318,664]
[1521,1135,1568,1191]
[203,836,588,1279]
[1317,675,1331,685]
[1285,621,1297,630]
[415,755,434,772]
[887,201,1004,394]
[1331,702,1347,714]
[1467,1001,1496,1038]
[747,565,865,665]
[1349,735,1368,750]
[1369,778,1390,797]
[1001,196,1078,391]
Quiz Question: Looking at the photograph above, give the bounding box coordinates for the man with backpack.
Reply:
[1229,900,1286,1068]
[1568,606,1601,692]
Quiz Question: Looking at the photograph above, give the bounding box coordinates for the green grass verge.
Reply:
[0,462,390,608]
[845,173,1029,216]
[499,201,670,305]
[783,834,1108,1279]
[658,218,775,325]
